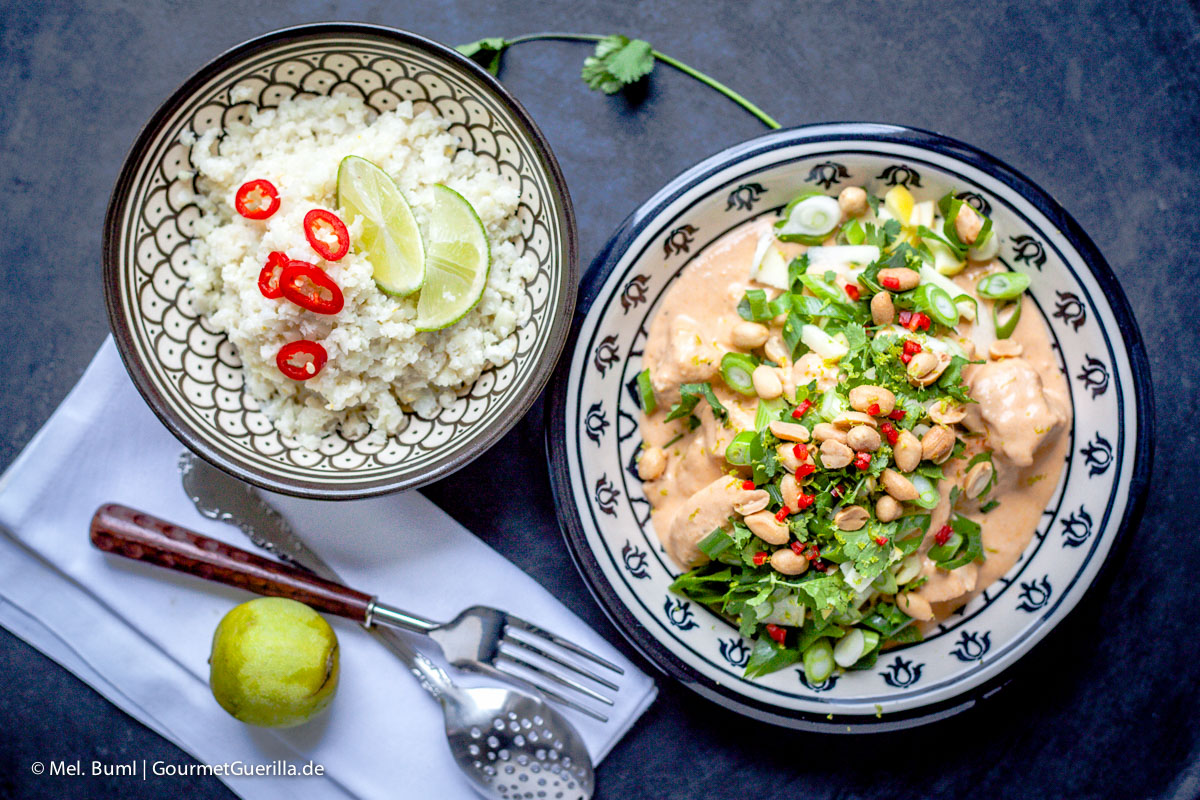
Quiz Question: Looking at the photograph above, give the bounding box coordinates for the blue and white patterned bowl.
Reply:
[547,124,1153,731]
[104,23,576,499]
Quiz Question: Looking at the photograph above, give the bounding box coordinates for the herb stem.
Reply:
[501,32,781,129]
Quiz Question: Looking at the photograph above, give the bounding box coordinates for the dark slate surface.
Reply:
[1,1,1197,798]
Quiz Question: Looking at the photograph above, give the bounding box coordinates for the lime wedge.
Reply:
[336,156,425,296]
[415,185,490,331]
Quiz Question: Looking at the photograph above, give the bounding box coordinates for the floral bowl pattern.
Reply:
[547,124,1152,731]
[104,23,576,498]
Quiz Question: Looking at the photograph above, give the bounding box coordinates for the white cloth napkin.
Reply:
[0,339,656,800]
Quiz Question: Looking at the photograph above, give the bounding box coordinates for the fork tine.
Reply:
[502,615,625,675]
[494,657,611,723]
[497,644,616,706]
[503,628,621,691]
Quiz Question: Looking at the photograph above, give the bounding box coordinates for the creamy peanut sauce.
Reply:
[638,218,1070,626]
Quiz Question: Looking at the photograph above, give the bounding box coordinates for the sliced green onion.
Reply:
[977,271,1030,300]
[938,515,985,570]
[720,352,757,396]
[817,388,849,422]
[859,629,881,656]
[776,194,842,244]
[841,218,866,245]
[725,431,757,465]
[636,368,656,414]
[872,570,898,595]
[919,285,959,328]
[908,473,941,509]
[833,628,866,668]
[754,396,786,431]
[802,638,835,684]
[894,554,923,585]
[993,299,1022,339]
[956,294,978,323]
[697,528,734,559]
[928,531,964,562]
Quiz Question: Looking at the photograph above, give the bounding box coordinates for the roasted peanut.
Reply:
[820,439,855,470]
[780,474,801,511]
[846,425,882,452]
[907,351,950,387]
[744,510,790,545]
[733,489,770,516]
[881,468,919,501]
[763,336,790,366]
[776,443,804,472]
[834,505,869,531]
[637,446,667,480]
[833,410,878,429]
[838,186,869,217]
[954,204,983,245]
[848,385,896,416]
[989,339,1024,359]
[964,461,994,499]
[897,591,934,621]
[769,420,810,442]
[921,425,956,464]
[929,398,967,425]
[752,365,783,399]
[770,548,809,575]
[893,430,922,472]
[732,321,770,349]
[871,290,895,325]
[875,494,904,522]
[811,423,848,444]
[877,267,920,291]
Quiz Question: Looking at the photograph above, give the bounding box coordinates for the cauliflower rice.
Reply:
[183,93,536,449]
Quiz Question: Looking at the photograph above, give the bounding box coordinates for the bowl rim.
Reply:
[103,21,578,499]
[546,121,1154,730]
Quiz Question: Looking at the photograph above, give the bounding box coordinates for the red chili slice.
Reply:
[881,421,899,446]
[844,283,861,301]
[280,260,344,315]
[235,179,280,220]
[775,507,791,522]
[795,491,815,509]
[742,479,756,490]
[793,399,813,418]
[888,408,907,421]
[898,310,913,327]
[276,340,327,381]
[765,624,787,645]
[304,209,350,261]
[790,541,806,556]
[881,276,901,291]
[257,251,290,299]
[854,451,872,471]
[752,551,768,566]
[796,463,816,479]
[935,525,953,546]
[903,339,923,356]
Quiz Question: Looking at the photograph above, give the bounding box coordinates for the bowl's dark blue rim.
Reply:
[546,122,1154,731]
[102,21,579,500]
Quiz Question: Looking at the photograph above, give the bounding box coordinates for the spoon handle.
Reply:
[89,503,374,622]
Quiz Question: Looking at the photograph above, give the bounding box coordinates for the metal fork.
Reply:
[368,603,623,721]
[179,452,622,721]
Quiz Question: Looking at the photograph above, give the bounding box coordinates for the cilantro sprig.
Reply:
[457,33,780,128]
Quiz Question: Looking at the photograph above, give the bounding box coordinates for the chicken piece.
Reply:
[644,314,720,401]
[666,476,763,568]
[913,560,979,605]
[966,357,1066,467]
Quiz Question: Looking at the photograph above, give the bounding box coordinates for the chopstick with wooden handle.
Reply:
[90,503,373,621]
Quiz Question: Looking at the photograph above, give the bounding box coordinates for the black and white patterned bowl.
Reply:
[547,124,1153,731]
[103,23,576,499]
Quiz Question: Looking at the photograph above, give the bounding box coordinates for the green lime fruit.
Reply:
[337,155,426,296]
[415,184,490,331]
[208,597,339,728]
